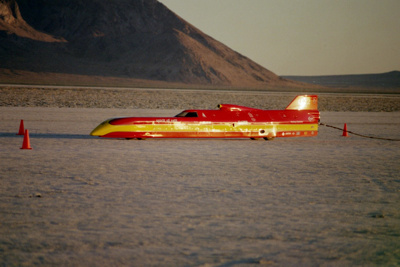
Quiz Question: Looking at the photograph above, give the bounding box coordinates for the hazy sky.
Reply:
[158,0,400,76]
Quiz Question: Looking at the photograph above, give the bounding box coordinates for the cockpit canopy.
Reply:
[175,111,198,118]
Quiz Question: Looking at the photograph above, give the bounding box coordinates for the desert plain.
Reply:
[1,87,400,266]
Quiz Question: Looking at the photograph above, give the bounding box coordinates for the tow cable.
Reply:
[319,122,400,141]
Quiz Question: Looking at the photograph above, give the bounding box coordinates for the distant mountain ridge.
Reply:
[283,71,400,89]
[0,0,303,88]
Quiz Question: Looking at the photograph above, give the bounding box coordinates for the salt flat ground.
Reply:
[1,107,399,266]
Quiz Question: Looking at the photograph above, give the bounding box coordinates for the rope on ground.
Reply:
[319,122,400,141]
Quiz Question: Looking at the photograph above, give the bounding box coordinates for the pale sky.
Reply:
[158,0,400,76]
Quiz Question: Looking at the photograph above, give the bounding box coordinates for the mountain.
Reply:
[283,71,400,89]
[0,0,302,88]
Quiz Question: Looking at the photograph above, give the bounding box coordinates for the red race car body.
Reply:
[90,95,320,140]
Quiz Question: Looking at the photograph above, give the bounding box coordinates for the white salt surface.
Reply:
[1,107,400,266]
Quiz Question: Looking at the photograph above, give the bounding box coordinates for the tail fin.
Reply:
[285,95,318,110]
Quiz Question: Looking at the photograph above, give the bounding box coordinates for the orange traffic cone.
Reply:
[342,123,349,137]
[20,129,33,150]
[17,120,25,135]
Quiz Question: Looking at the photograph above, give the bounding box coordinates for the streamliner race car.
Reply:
[90,95,320,140]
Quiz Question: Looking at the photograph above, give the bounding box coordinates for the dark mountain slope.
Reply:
[0,0,302,88]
